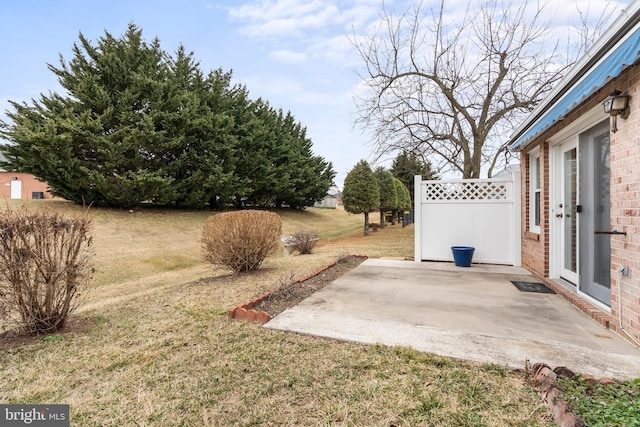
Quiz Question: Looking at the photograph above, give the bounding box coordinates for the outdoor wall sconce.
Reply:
[602,90,630,133]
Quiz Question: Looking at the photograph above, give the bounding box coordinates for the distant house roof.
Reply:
[493,164,520,178]
[508,0,640,151]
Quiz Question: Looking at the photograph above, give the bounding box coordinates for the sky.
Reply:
[0,0,630,187]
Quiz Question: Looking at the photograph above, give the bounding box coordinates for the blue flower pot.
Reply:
[451,246,475,267]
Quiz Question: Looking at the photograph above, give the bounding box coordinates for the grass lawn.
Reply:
[0,201,552,426]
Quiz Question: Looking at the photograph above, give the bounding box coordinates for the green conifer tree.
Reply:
[390,151,437,202]
[393,177,412,224]
[0,24,173,207]
[373,167,397,229]
[342,160,380,236]
[0,24,335,209]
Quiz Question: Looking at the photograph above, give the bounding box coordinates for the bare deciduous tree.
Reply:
[352,0,613,178]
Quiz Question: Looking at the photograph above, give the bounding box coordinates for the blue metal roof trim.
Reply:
[509,27,640,151]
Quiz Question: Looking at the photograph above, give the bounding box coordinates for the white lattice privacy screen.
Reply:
[414,174,522,266]
[423,181,509,201]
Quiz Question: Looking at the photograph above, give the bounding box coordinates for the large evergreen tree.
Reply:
[390,151,437,202]
[231,103,334,209]
[342,160,379,236]
[155,50,237,208]
[0,24,334,209]
[0,25,173,207]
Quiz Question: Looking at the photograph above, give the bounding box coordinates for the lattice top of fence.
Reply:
[422,180,510,201]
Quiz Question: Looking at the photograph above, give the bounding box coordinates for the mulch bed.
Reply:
[254,255,366,318]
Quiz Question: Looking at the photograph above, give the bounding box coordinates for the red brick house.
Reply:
[0,154,52,200]
[0,171,52,200]
[509,0,640,346]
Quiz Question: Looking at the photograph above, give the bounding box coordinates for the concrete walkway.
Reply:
[266,258,640,380]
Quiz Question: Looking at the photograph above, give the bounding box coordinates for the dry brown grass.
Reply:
[0,201,552,426]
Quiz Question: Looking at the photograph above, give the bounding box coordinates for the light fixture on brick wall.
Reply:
[602,90,630,133]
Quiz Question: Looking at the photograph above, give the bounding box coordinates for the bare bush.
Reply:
[201,210,282,273]
[0,208,94,334]
[290,230,320,255]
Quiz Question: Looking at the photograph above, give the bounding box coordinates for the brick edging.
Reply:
[529,362,619,427]
[228,255,369,323]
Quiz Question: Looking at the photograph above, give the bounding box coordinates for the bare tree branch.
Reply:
[351,0,612,178]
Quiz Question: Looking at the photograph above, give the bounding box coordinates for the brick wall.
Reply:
[521,141,549,278]
[609,65,640,344]
[0,172,53,200]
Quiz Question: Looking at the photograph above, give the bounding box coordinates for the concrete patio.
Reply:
[266,258,640,380]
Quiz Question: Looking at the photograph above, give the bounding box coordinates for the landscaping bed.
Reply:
[228,255,367,322]
[255,255,366,318]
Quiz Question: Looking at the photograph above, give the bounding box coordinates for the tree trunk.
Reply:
[364,212,369,236]
[379,209,385,229]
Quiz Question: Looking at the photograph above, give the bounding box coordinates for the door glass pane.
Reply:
[593,132,611,288]
[564,148,577,273]
[578,121,611,306]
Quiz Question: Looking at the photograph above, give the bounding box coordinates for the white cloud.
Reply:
[228,1,384,69]
[229,0,342,38]
[241,72,351,107]
[270,49,307,63]
[229,1,382,38]
[546,0,627,24]
[307,34,357,64]
[297,88,351,106]
[337,4,380,31]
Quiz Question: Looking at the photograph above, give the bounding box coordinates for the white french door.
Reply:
[552,120,611,306]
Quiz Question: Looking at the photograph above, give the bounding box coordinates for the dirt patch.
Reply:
[255,255,366,318]
[0,315,97,352]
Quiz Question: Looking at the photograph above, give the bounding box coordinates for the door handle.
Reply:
[594,230,627,235]
[555,213,563,218]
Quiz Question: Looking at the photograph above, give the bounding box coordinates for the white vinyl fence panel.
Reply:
[414,172,521,266]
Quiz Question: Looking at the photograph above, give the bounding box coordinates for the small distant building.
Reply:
[0,155,52,200]
[0,171,53,200]
[314,194,338,209]
[493,164,520,178]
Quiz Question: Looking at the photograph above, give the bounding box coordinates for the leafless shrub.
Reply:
[0,208,94,334]
[201,210,282,273]
[290,230,320,255]
[277,271,297,288]
[264,272,298,303]
[336,251,352,264]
